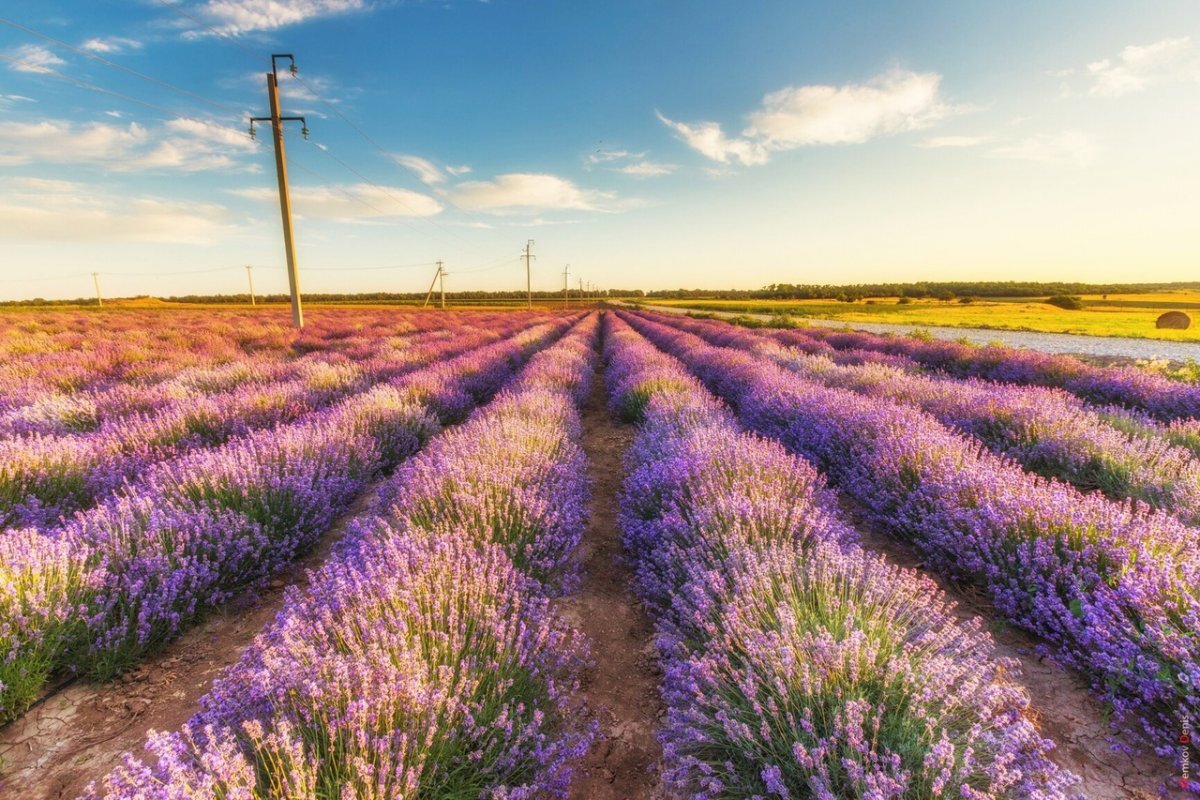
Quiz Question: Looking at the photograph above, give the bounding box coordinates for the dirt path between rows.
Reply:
[558,367,666,800]
[0,484,382,800]
[839,499,1187,799]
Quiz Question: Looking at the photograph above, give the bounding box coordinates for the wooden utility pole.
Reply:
[245,265,256,305]
[562,264,570,308]
[423,262,440,308]
[92,272,102,307]
[250,54,308,328]
[523,240,535,310]
[438,260,446,309]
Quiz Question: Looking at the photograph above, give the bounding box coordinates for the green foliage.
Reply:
[646,280,1200,302]
[1045,295,1085,310]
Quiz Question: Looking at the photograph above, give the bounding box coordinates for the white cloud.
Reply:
[392,154,445,185]
[6,44,66,74]
[659,69,958,167]
[745,70,954,147]
[231,183,442,220]
[80,37,142,54]
[0,118,255,172]
[1086,37,1200,96]
[189,0,368,36]
[587,149,638,165]
[989,131,1099,165]
[617,160,677,177]
[445,164,471,176]
[920,135,990,148]
[0,178,234,243]
[656,112,768,166]
[446,173,622,215]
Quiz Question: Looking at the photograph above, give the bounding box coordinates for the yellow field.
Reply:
[643,295,1200,342]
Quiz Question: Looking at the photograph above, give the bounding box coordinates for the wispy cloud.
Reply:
[587,148,637,165]
[392,154,445,185]
[1085,36,1200,96]
[656,113,768,166]
[0,177,235,243]
[231,183,442,220]
[989,130,1099,165]
[5,44,66,74]
[659,69,960,167]
[446,173,629,215]
[0,94,35,109]
[184,0,370,37]
[0,118,256,171]
[920,135,991,148]
[585,148,676,177]
[80,36,143,54]
[616,160,677,177]
[445,164,471,176]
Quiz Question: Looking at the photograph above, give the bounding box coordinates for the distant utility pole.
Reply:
[92,272,102,307]
[562,264,570,308]
[423,261,444,308]
[249,54,308,329]
[245,265,256,305]
[438,261,447,309]
[522,240,536,310]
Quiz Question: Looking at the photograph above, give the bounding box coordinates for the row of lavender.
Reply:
[757,316,1200,423]
[658,313,1200,526]
[0,309,433,415]
[604,314,1080,798]
[82,315,601,799]
[0,315,577,724]
[1,314,542,530]
[623,310,1199,780]
[0,312,465,439]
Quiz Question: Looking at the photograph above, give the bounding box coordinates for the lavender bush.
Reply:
[82,314,600,800]
[0,316,576,722]
[604,314,1079,799]
[661,312,1200,525]
[622,310,1200,782]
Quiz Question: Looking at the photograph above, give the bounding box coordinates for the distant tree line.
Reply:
[0,289,647,307]
[162,289,646,304]
[647,281,1200,302]
[4,281,1198,307]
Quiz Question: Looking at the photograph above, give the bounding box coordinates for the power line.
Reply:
[0,52,256,145]
[152,0,262,60]
[149,0,510,260]
[0,15,245,114]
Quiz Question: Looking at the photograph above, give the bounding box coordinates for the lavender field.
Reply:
[1,307,1197,799]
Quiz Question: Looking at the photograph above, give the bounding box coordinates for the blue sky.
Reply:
[1,0,1198,300]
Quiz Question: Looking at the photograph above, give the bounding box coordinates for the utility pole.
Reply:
[249,54,308,329]
[562,264,570,308]
[522,240,535,310]
[245,265,256,305]
[422,261,441,308]
[438,260,446,310]
[91,272,102,307]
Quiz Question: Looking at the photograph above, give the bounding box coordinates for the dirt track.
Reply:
[559,366,666,800]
